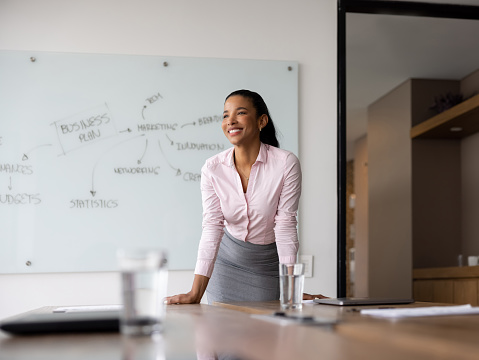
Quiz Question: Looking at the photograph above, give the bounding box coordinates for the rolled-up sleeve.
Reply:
[274,153,301,264]
[194,163,225,278]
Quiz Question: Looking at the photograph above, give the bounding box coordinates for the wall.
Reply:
[409,71,479,266]
[412,139,462,267]
[410,80,461,126]
[0,0,338,320]
[360,78,465,295]
[411,79,462,268]
[367,80,412,298]
[461,132,479,256]
[461,68,479,257]
[460,68,479,99]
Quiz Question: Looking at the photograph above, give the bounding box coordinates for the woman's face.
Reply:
[222,95,265,147]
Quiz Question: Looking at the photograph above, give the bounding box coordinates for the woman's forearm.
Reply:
[190,274,210,302]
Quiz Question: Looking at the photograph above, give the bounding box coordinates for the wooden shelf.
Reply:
[411,93,479,139]
[413,266,479,280]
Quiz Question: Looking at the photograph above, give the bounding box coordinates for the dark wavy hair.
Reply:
[225,89,279,148]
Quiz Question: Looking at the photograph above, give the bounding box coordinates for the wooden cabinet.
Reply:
[413,267,479,305]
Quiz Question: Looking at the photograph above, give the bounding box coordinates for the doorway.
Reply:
[338,0,479,297]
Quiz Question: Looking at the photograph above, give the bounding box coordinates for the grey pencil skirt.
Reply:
[206,228,280,304]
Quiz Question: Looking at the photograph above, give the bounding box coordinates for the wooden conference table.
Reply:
[1,300,479,359]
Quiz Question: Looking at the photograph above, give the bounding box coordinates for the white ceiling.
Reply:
[346,10,479,145]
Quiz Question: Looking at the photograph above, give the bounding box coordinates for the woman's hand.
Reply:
[165,292,202,305]
[303,293,329,300]
[165,274,209,305]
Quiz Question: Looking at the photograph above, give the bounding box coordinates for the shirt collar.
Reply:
[256,142,268,164]
[225,143,268,168]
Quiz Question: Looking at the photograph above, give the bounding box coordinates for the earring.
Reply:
[259,127,262,132]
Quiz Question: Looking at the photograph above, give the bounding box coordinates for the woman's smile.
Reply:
[228,128,243,135]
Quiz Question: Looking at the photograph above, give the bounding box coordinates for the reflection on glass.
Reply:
[121,333,165,360]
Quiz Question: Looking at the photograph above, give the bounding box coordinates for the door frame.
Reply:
[337,0,479,297]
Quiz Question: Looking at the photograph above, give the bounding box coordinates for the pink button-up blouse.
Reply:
[194,143,302,278]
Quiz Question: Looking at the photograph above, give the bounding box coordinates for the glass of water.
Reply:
[279,263,305,310]
[117,248,168,336]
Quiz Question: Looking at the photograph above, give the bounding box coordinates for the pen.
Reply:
[273,312,315,322]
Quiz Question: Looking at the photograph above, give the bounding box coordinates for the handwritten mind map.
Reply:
[2,97,224,207]
[0,51,298,274]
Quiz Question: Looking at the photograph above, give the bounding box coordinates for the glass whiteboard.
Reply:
[0,50,298,274]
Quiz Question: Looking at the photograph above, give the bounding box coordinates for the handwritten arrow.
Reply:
[138,138,148,164]
[165,134,174,146]
[181,122,196,128]
[158,139,181,176]
[119,128,132,133]
[22,144,53,161]
[8,176,12,191]
[91,134,146,196]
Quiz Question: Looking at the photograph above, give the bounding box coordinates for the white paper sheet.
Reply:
[360,304,479,318]
[53,305,122,313]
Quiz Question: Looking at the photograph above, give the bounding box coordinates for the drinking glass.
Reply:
[279,263,305,310]
[117,249,168,336]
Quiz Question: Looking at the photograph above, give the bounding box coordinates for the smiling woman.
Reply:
[166,89,325,305]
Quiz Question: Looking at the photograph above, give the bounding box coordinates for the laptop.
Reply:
[313,297,415,306]
[0,310,120,335]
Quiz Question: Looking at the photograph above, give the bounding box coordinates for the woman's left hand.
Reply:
[303,293,329,300]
